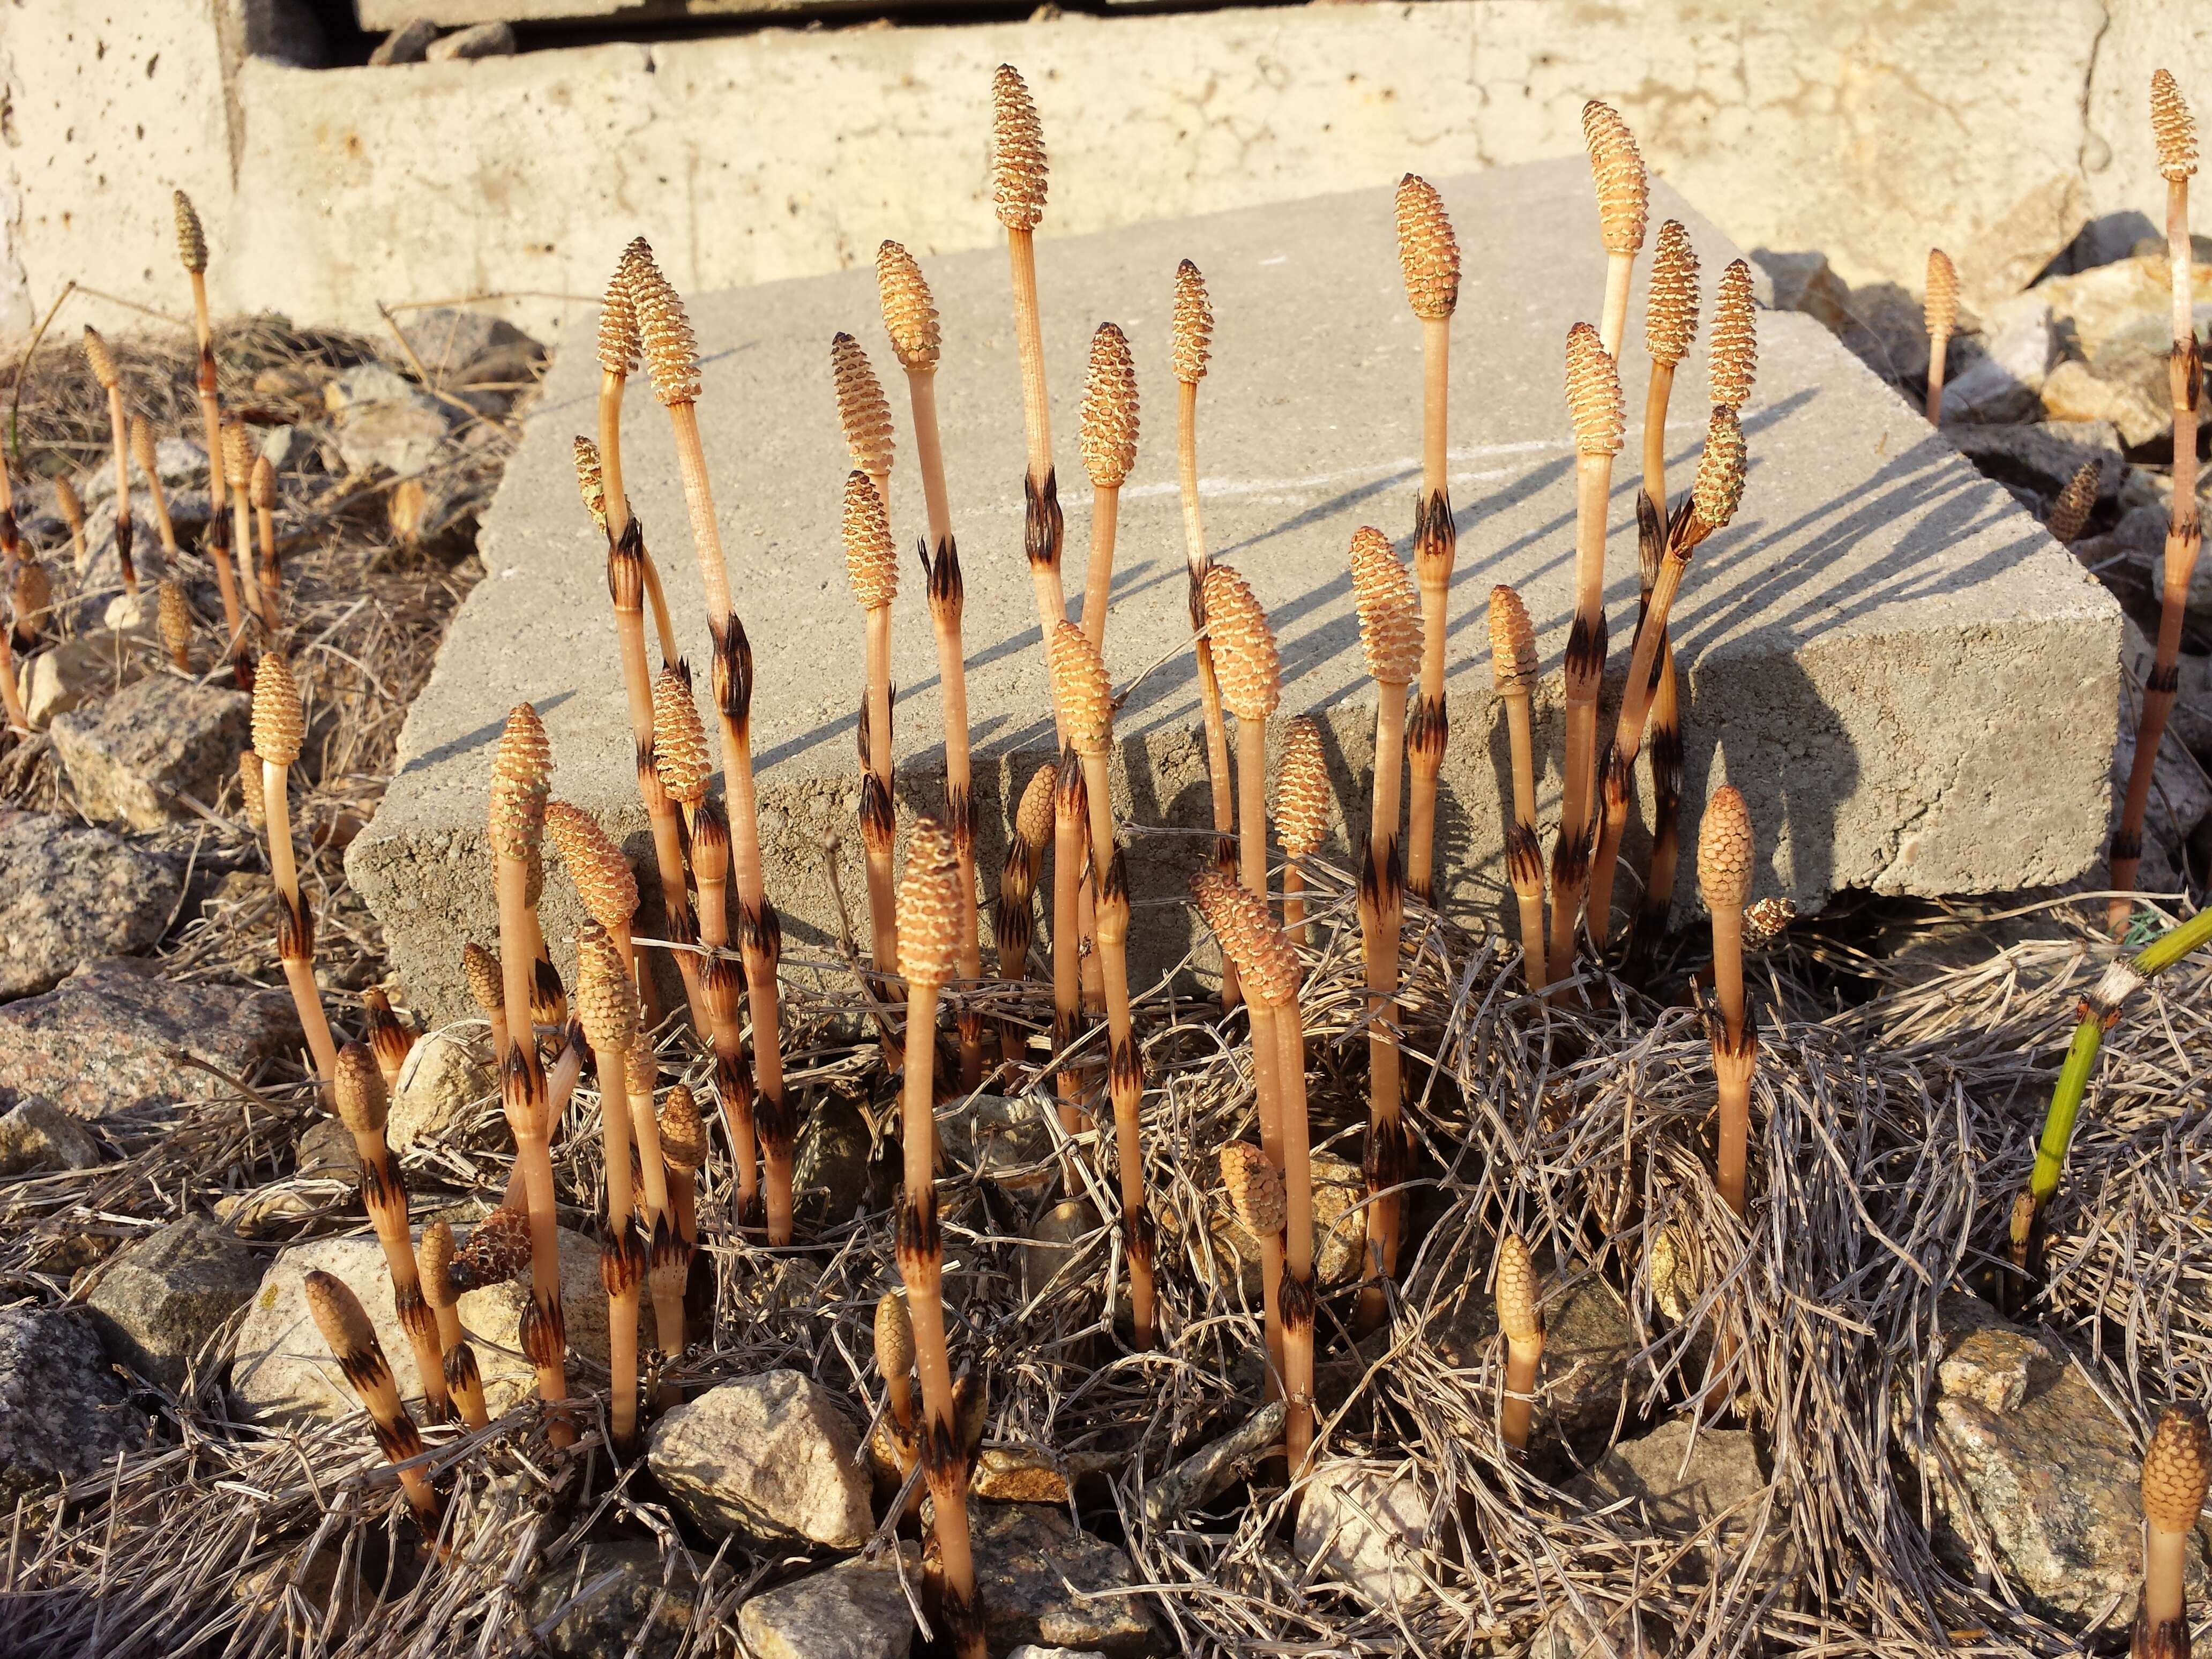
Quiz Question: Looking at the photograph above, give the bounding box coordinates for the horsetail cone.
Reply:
[657,1085,707,1175]
[1582,99,1649,255]
[174,190,208,273]
[1172,261,1214,385]
[450,1205,533,1292]
[82,327,118,392]
[898,816,964,987]
[1275,719,1330,861]
[842,469,899,608]
[2049,461,2100,545]
[420,1220,459,1311]
[831,335,896,483]
[1709,260,1759,411]
[1016,762,1058,855]
[1494,1234,1541,1344]
[576,926,638,1049]
[222,422,253,494]
[238,751,266,829]
[1690,407,1749,533]
[651,666,711,810]
[1646,221,1700,367]
[1394,175,1460,320]
[2153,69,2199,181]
[545,802,639,935]
[1220,1141,1286,1238]
[332,1042,390,1137]
[462,943,503,1020]
[488,705,554,859]
[251,654,304,768]
[1699,787,1755,913]
[1080,324,1139,489]
[2142,1403,2211,1533]
[1489,586,1539,694]
[629,247,701,407]
[1049,620,1114,751]
[573,437,608,533]
[250,454,275,514]
[875,243,941,373]
[158,581,192,666]
[1924,249,1959,341]
[1349,527,1423,685]
[1203,566,1282,723]
[875,1290,915,1386]
[1191,865,1301,1006]
[990,64,1048,230]
[598,254,641,377]
[1566,323,1625,455]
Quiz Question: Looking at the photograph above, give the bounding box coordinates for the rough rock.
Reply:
[400,308,533,378]
[50,674,252,829]
[0,1095,102,1176]
[83,1214,262,1391]
[323,363,453,478]
[967,1503,1157,1658]
[17,634,141,730]
[388,1030,492,1152]
[296,1115,361,1180]
[941,1093,1056,1194]
[971,1445,1071,1505]
[258,424,317,474]
[1292,1460,1438,1609]
[0,956,303,1118]
[0,1305,137,1497]
[793,1093,875,1222]
[736,1546,920,1659]
[1944,421,2127,507]
[521,1538,701,1659]
[1906,1295,2210,1631]
[647,1370,871,1549]
[424,22,515,61]
[1941,298,2056,424]
[2030,256,2212,365]
[232,1224,627,1426]
[0,812,183,999]
[1429,1267,1639,1440]
[1572,1419,1796,1582]
[1023,1199,1100,1304]
[78,438,209,505]
[2041,357,2170,449]
[1207,1150,1367,1299]
[368,18,436,66]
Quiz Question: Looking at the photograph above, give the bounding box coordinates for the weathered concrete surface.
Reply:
[353,160,2118,1018]
[5,3,2206,342]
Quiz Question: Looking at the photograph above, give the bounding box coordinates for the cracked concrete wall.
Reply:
[0,1,2207,345]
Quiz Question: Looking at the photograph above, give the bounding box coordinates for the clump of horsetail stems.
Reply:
[832,331,895,517]
[545,801,641,991]
[1348,525,1421,1326]
[362,986,416,1087]
[2136,1402,2211,1657]
[624,1044,685,1400]
[416,1221,490,1430]
[996,759,1058,1066]
[488,703,573,1438]
[301,1271,444,1536]
[1274,717,1328,944]
[253,654,339,1080]
[462,940,509,1058]
[2112,71,2202,931]
[81,327,136,596]
[588,257,678,660]
[332,1042,452,1423]
[1050,746,1090,1141]
[1699,785,1757,1217]
[250,452,280,628]
[1079,322,1139,645]
[659,1083,707,1258]
[843,469,902,979]
[1547,323,1626,991]
[54,475,86,574]
[631,246,796,1245]
[221,425,259,627]
[1172,259,1240,1004]
[157,579,193,671]
[1051,619,1159,1346]
[1192,866,1315,1476]
[175,189,245,656]
[1581,99,1650,359]
[892,815,987,1659]
[1588,408,1748,932]
[1220,1139,1287,1403]
[1923,249,1959,424]
[634,654,711,1036]
[1494,1234,1543,1451]
[132,420,179,566]
[1395,175,1460,907]
[576,923,646,1448]
[1488,585,1548,988]
[2049,459,2101,545]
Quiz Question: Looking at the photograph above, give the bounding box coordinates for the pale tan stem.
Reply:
[667,403,732,618]
[1270,1002,1316,1477]
[1247,1007,1287,1397]
[281,959,339,1081]
[1712,905,1750,1219]
[1178,378,1241,1007]
[1505,692,1548,990]
[1282,868,1307,945]
[428,1299,490,1430]
[1589,553,1691,930]
[1502,1331,1544,1451]
[255,498,279,629]
[1006,228,1053,484]
[1599,251,1634,363]
[0,631,28,735]
[352,1134,451,1421]
[1235,718,1270,910]
[229,484,264,631]
[649,1257,686,1378]
[1354,881,1404,1337]
[639,556,678,666]
[631,1079,672,1234]
[499,1038,581,1214]
[1032,566,1072,751]
[264,760,337,1079]
[1051,784,1085,1126]
[908,369,952,554]
[104,387,135,595]
[608,1284,641,1450]
[1549,455,1616,989]
[1081,484,1120,649]
[599,370,630,543]
[1924,328,1951,425]
[1372,682,1408,857]
[2146,1529,2188,1629]
[864,605,898,973]
[1421,315,1451,499]
[927,600,983,1089]
[1642,362,1676,520]
[189,275,245,660]
[598,1041,634,1227]
[1081,749,1155,1347]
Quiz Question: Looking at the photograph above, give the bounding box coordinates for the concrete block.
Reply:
[350,161,2120,1020]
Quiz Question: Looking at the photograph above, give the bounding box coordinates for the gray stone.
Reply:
[0,1096,102,1176]
[1023,1198,1100,1305]
[737,1547,920,1659]
[369,18,437,66]
[50,674,252,830]
[1207,1150,1367,1301]
[1571,1418,1796,1583]
[83,1214,262,1391]
[424,22,515,61]
[0,957,303,1119]
[231,1224,629,1426]
[1428,1266,1638,1440]
[257,424,316,474]
[399,308,534,379]
[0,1306,137,1498]
[0,812,183,999]
[295,1116,360,1180]
[647,1369,872,1548]
[521,1538,701,1659]
[78,438,210,505]
[352,162,2120,1021]
[940,1092,1057,1194]
[2041,357,2170,449]
[1749,249,1852,334]
[1905,1295,2210,1632]
[323,363,454,478]
[387,1029,492,1152]
[1944,420,2126,504]
[1143,1399,1284,1531]
[1940,298,2055,424]
[1292,1460,1439,1609]
[967,1503,1156,1657]
[793,1093,874,1221]
[2031,255,2211,365]
[18,634,144,730]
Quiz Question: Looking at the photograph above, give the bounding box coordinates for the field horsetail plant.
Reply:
[252,653,339,1082]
